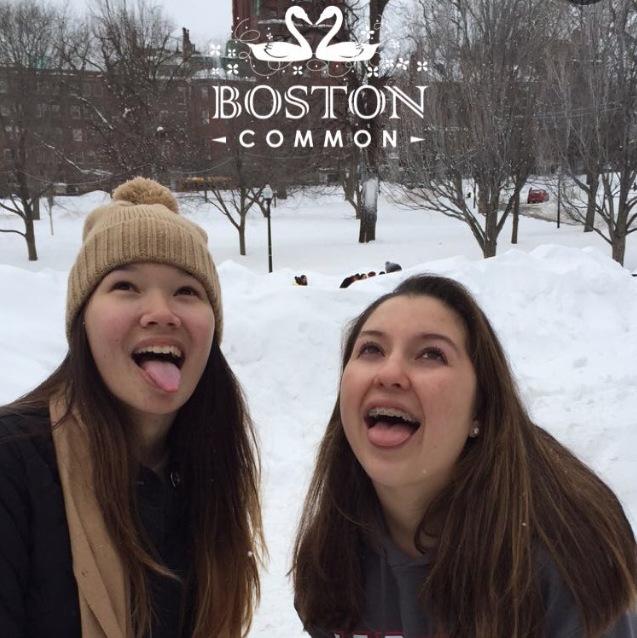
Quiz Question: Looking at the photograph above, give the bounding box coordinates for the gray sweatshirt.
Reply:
[305,535,637,638]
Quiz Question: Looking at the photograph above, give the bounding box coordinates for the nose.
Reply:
[374,354,411,390]
[139,291,181,329]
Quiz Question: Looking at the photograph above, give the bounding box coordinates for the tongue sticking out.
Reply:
[140,360,181,393]
[368,421,415,448]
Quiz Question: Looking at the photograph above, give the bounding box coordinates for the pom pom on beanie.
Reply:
[113,176,179,214]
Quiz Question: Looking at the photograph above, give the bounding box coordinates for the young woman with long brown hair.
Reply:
[0,178,263,638]
[293,274,637,638]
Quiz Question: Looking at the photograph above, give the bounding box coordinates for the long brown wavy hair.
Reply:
[293,274,637,638]
[1,310,264,638]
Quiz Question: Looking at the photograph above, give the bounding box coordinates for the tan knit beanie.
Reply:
[66,177,223,342]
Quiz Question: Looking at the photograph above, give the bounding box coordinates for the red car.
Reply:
[527,188,549,204]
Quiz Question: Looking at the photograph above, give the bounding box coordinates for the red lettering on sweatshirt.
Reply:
[332,632,446,638]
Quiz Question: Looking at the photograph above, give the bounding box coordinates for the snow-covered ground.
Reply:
[1,189,636,636]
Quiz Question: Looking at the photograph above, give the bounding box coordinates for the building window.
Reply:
[93,84,103,97]
[0,79,7,94]
[201,86,209,99]
[3,148,14,161]
[0,104,10,117]
[70,105,81,119]
[201,109,209,124]
[72,128,83,142]
[177,86,187,104]
[50,103,60,114]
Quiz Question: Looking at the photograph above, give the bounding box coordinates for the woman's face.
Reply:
[340,294,478,500]
[83,262,215,425]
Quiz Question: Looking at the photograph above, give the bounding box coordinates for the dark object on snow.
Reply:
[367,271,376,277]
[294,275,308,286]
[340,274,361,289]
[385,261,402,273]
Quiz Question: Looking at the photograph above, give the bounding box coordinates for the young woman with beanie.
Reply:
[293,274,637,638]
[0,177,263,638]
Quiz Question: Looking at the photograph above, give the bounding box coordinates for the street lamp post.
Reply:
[262,184,274,273]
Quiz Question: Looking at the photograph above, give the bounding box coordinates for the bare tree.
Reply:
[72,0,195,181]
[546,0,637,265]
[0,0,83,260]
[335,0,392,243]
[395,0,559,258]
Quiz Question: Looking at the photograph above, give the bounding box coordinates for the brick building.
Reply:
[0,2,352,195]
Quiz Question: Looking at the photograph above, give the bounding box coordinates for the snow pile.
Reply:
[1,192,636,636]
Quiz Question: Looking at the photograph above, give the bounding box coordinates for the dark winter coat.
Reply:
[0,407,190,638]
[304,533,637,638]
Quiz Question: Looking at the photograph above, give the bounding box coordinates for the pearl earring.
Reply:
[470,420,480,438]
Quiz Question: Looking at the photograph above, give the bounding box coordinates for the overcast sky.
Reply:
[156,0,234,43]
[54,0,413,49]
[58,0,234,44]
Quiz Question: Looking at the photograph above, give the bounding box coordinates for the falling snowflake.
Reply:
[226,63,239,75]
[228,47,237,58]
[396,57,409,71]
[292,65,303,76]
[366,65,379,78]
[266,32,274,41]
[211,68,220,77]
[368,29,375,40]
[417,60,429,73]
[209,44,221,57]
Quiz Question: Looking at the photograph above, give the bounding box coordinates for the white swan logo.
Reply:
[246,5,379,64]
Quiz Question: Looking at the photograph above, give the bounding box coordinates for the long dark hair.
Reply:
[1,311,264,638]
[292,274,637,638]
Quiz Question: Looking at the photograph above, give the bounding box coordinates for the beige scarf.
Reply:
[50,396,133,638]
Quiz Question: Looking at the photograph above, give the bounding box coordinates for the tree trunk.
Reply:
[24,216,38,261]
[611,233,626,265]
[484,198,498,258]
[511,190,520,244]
[32,197,41,221]
[359,174,379,243]
[585,172,598,232]
[356,0,386,242]
[483,235,497,258]
[611,202,628,265]
[239,221,246,256]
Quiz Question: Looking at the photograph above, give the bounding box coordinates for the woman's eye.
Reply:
[357,342,383,357]
[176,286,200,297]
[420,347,446,363]
[111,280,134,292]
